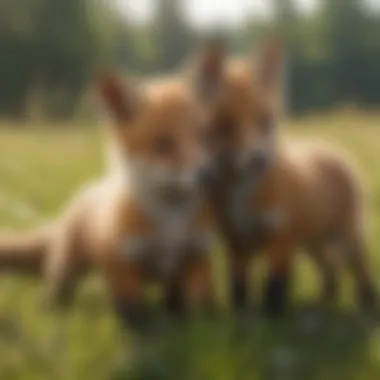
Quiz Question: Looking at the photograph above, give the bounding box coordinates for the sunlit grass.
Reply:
[0,112,380,379]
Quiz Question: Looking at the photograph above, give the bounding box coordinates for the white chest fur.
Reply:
[120,203,214,279]
[106,156,214,278]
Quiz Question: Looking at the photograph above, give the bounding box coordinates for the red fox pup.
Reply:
[0,62,222,330]
[202,38,378,316]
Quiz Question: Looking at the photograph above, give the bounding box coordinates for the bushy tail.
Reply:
[0,225,53,275]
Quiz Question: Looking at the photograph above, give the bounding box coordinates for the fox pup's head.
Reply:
[97,69,219,204]
[200,38,285,177]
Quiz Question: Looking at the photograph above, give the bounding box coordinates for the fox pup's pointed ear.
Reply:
[256,36,286,91]
[190,39,227,102]
[96,71,140,124]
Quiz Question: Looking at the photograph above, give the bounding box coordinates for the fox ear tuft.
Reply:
[190,39,227,102]
[96,71,138,123]
[256,36,286,90]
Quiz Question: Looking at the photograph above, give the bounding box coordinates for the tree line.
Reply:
[0,0,379,121]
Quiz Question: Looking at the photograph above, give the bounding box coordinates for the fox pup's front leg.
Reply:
[262,236,295,317]
[105,261,150,333]
[164,252,215,322]
[227,248,251,312]
[228,211,283,312]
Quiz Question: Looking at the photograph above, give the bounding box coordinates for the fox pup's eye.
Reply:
[197,126,211,148]
[154,135,175,155]
[259,113,274,132]
[218,117,234,137]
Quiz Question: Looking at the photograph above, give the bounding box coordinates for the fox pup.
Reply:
[202,38,378,316]
[0,62,221,330]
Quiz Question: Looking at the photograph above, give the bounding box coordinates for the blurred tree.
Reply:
[322,0,368,104]
[0,0,119,120]
[1,0,380,121]
[154,0,195,72]
[32,0,115,119]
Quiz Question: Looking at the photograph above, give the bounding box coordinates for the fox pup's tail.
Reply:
[0,225,53,275]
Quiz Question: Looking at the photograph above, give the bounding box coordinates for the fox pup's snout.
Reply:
[245,149,270,173]
[97,70,222,204]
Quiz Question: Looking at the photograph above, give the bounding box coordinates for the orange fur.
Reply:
[0,70,218,329]
[204,38,378,315]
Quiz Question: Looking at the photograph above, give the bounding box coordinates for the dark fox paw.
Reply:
[263,274,290,318]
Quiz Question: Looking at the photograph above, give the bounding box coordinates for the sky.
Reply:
[118,0,317,28]
[118,0,380,28]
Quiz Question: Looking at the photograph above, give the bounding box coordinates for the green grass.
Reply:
[0,113,380,379]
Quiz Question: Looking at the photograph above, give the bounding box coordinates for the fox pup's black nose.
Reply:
[198,164,218,186]
[248,151,269,173]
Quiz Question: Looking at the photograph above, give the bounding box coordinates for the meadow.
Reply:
[0,112,380,379]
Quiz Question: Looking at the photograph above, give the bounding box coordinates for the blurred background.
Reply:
[1,1,380,380]
[1,0,380,122]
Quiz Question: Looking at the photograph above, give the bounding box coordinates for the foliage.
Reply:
[1,0,380,120]
[0,113,380,378]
